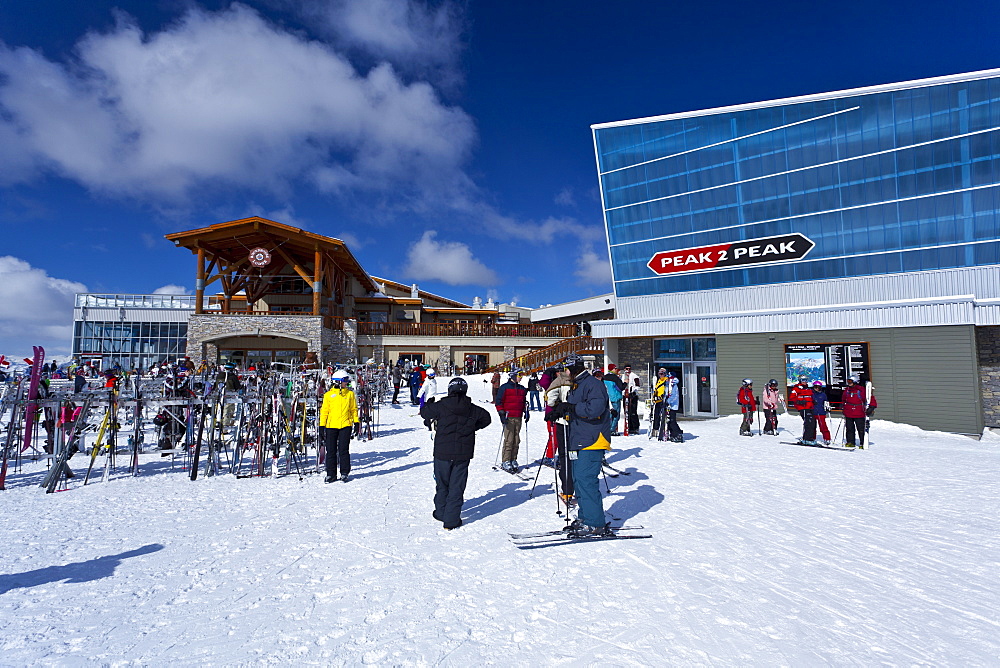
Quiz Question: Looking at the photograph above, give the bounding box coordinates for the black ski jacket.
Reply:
[420,394,492,461]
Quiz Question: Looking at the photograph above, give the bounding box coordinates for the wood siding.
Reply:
[717,325,982,435]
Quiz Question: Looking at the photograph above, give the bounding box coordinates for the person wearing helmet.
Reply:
[737,379,757,436]
[495,369,528,473]
[842,375,867,448]
[420,377,491,530]
[417,367,438,409]
[811,381,832,444]
[788,375,817,445]
[761,379,785,435]
[320,369,359,482]
[547,353,613,537]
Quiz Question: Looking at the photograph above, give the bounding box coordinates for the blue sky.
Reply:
[1,0,998,356]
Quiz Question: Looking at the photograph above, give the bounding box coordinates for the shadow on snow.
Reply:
[0,544,165,594]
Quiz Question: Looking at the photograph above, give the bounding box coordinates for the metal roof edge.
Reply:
[591,68,1000,130]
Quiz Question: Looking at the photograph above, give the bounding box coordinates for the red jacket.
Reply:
[495,382,528,418]
[842,385,867,418]
[788,384,813,411]
[737,386,757,412]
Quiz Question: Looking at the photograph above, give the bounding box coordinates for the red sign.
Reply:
[647,233,815,276]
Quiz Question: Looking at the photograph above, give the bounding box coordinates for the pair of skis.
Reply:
[508,525,651,548]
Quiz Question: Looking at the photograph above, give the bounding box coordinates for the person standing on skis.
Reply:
[811,381,832,444]
[761,379,784,435]
[842,375,868,449]
[495,369,529,472]
[788,375,817,445]
[738,379,757,436]
[547,354,612,537]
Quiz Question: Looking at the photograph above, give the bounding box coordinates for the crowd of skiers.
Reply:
[738,375,877,448]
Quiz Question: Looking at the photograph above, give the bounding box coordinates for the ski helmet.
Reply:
[448,377,468,396]
[331,369,350,383]
[768,379,778,387]
[427,368,436,377]
[798,374,808,383]
[563,353,584,371]
[812,380,824,387]
[848,374,860,383]
[742,378,753,385]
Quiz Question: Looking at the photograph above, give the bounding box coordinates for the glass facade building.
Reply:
[594,71,1000,298]
[72,294,199,371]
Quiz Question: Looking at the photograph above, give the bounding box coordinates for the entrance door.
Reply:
[685,363,717,416]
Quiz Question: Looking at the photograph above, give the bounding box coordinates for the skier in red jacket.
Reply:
[737,379,757,436]
[788,375,817,444]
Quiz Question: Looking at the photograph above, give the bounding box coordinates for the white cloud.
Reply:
[152,284,190,295]
[0,256,87,356]
[574,246,613,287]
[0,4,476,206]
[555,187,576,207]
[403,230,497,286]
[280,0,465,89]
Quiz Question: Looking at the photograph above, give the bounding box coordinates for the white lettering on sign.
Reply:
[780,241,795,253]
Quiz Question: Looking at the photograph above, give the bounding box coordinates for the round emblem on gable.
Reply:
[248,248,272,267]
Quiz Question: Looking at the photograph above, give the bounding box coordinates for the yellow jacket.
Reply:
[320,387,358,429]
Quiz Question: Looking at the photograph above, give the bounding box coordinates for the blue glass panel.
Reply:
[598,76,1000,298]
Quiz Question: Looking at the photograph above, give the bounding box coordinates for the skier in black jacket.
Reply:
[420,377,492,530]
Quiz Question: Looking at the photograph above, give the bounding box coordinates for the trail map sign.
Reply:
[785,342,870,407]
[647,233,814,276]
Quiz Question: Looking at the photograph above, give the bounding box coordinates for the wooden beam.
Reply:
[313,248,322,315]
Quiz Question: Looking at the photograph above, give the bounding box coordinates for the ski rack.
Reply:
[0,364,392,492]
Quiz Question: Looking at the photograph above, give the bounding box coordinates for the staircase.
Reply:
[484,336,604,375]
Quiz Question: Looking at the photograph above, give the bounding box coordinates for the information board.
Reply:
[784,342,870,408]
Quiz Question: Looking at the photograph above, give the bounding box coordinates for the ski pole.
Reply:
[756,398,763,436]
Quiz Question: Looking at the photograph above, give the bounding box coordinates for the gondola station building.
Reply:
[590,69,1000,435]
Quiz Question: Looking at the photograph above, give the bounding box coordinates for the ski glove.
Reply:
[498,410,508,425]
[548,402,574,421]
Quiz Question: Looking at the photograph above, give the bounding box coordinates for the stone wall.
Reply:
[616,337,655,391]
[977,326,1000,428]
[186,314,358,366]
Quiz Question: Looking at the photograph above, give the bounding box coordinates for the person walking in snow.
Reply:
[811,381,832,444]
[420,377,491,530]
[841,375,868,449]
[788,375,817,445]
[527,372,543,412]
[761,379,784,435]
[320,369,359,482]
[391,362,402,404]
[490,371,502,403]
[408,367,423,405]
[738,379,757,436]
[547,353,612,537]
[417,368,438,408]
[495,370,529,472]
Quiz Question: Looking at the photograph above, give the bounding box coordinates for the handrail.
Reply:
[356,322,577,338]
[484,336,604,375]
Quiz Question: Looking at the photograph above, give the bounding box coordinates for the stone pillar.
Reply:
[438,344,452,374]
[977,326,1000,428]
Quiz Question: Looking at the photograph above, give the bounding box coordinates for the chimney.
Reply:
[473,296,482,308]
[411,284,419,298]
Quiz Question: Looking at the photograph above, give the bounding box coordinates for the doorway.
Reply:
[684,362,716,416]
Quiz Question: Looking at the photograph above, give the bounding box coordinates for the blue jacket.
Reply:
[665,378,680,410]
[565,370,612,451]
[812,389,829,415]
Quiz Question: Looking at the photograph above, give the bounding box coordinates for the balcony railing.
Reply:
[357,322,577,338]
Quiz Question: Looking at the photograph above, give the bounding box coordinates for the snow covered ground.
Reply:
[2,375,999,666]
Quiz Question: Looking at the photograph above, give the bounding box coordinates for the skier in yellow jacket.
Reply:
[320,369,358,483]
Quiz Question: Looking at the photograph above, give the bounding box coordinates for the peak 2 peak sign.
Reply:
[647,233,815,276]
